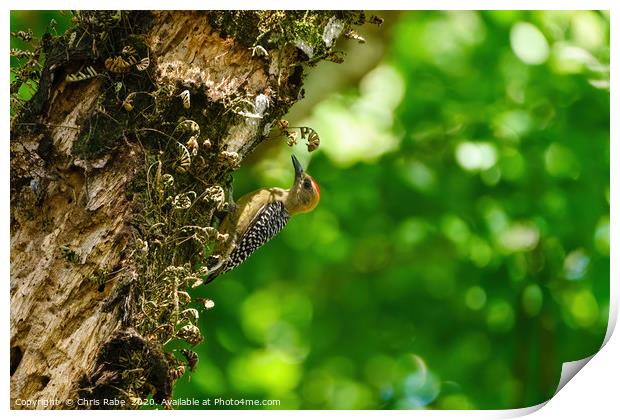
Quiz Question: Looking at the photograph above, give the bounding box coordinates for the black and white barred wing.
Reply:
[221,201,289,274]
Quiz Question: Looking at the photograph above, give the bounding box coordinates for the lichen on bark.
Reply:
[10,10,377,409]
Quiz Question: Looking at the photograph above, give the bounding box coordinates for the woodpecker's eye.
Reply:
[303,179,312,189]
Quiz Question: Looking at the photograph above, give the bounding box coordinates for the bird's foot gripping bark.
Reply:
[205,235,237,284]
[225,182,237,215]
[219,173,237,215]
[208,174,237,228]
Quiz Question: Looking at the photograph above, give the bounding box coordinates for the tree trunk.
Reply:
[10,10,369,409]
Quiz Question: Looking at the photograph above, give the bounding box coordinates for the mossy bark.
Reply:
[10,10,370,409]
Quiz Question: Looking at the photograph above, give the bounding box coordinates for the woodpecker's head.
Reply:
[287,155,320,215]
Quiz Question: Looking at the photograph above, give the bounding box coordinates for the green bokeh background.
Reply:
[11,10,610,410]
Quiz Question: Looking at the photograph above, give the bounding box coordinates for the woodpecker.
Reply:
[207,155,320,282]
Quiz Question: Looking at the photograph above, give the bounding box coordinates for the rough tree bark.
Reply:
[10,11,373,409]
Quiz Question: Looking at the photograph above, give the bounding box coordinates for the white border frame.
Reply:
[3,3,616,418]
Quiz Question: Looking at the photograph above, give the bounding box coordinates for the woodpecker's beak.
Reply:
[292,155,304,179]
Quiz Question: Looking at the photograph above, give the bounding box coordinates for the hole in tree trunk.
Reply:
[39,375,51,390]
[10,346,23,376]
